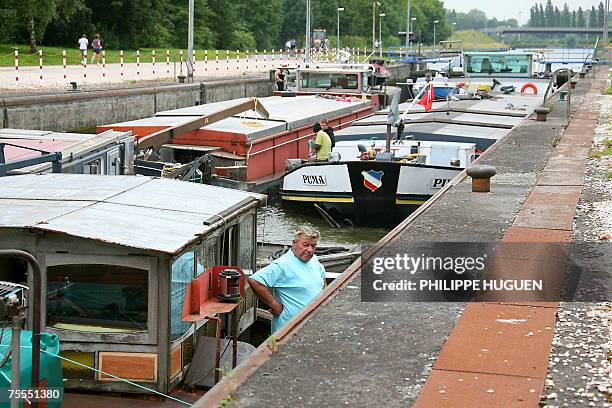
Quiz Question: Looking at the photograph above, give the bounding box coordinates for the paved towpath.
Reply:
[192,68,608,407]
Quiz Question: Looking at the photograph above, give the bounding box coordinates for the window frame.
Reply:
[40,253,158,345]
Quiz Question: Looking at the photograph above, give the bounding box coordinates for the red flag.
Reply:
[418,83,434,112]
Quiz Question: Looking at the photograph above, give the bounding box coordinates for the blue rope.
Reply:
[0,344,192,406]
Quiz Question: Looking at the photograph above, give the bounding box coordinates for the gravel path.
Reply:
[542,72,612,408]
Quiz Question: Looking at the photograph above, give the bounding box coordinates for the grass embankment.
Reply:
[452,30,506,50]
[0,45,290,67]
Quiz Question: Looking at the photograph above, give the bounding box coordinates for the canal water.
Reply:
[257,196,391,246]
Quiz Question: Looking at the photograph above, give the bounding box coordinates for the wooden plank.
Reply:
[137,99,271,150]
[98,352,158,382]
[170,345,182,379]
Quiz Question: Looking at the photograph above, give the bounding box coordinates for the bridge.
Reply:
[484,27,608,35]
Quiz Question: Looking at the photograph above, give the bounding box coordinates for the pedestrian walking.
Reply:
[78,34,89,61]
[91,34,102,65]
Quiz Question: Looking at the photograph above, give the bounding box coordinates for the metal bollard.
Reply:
[466,165,496,193]
[534,106,551,122]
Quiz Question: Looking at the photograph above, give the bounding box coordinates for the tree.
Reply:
[554,6,561,27]
[562,4,571,27]
[6,0,85,53]
[544,0,554,27]
[571,10,576,27]
[241,0,282,50]
[577,7,585,27]
[598,2,605,27]
[539,4,545,26]
[589,6,597,28]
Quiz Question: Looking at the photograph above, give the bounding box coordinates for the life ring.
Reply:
[520,82,538,94]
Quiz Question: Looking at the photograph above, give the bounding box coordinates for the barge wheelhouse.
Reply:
[0,174,265,394]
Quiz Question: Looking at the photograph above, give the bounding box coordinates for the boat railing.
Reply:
[542,68,572,120]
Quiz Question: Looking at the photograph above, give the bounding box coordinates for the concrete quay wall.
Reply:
[1,76,274,132]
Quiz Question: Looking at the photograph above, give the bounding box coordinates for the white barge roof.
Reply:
[0,174,265,254]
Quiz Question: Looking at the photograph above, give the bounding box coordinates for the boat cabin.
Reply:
[464,52,534,77]
[293,66,370,93]
[0,129,134,176]
[0,174,265,394]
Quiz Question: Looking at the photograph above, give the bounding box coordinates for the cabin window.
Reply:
[83,158,104,175]
[465,55,530,75]
[199,236,217,274]
[219,225,239,266]
[170,251,203,341]
[47,264,148,332]
[301,72,359,90]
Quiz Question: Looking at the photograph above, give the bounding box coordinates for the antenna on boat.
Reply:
[305,0,311,64]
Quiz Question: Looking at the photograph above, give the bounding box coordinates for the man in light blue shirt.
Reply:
[248,226,326,333]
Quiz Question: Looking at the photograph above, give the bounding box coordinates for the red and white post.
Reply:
[236,50,240,72]
[14,49,18,83]
[83,51,87,79]
[254,49,258,69]
[263,49,267,67]
[38,50,43,84]
[192,49,196,74]
[272,49,275,64]
[246,50,249,71]
[215,49,219,71]
[166,50,170,75]
[204,49,208,72]
[102,50,106,77]
[152,49,156,76]
[226,50,229,71]
[62,50,67,80]
[136,50,140,78]
[120,50,124,78]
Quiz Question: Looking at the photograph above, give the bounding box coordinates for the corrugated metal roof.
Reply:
[0,174,265,254]
[156,95,371,130]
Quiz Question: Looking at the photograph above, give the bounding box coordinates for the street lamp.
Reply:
[405,0,411,49]
[452,22,456,41]
[433,20,439,54]
[379,13,386,57]
[337,7,344,62]
[306,0,311,63]
[372,1,381,53]
[410,17,416,54]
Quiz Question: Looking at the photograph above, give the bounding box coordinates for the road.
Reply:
[0,55,301,93]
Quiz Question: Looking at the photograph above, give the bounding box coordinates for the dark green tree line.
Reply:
[529,1,608,27]
[0,0,450,50]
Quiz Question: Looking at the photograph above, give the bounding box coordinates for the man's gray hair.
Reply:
[293,225,320,242]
